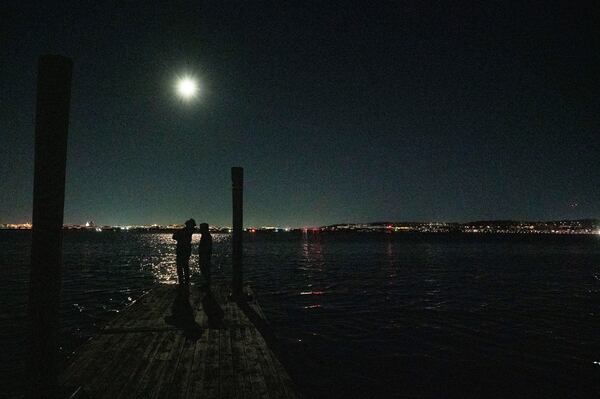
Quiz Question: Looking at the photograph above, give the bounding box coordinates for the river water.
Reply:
[1,231,599,398]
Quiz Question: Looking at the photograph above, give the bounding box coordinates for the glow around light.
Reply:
[176,76,198,100]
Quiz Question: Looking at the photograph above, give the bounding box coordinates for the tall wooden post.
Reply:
[28,55,73,398]
[231,167,244,299]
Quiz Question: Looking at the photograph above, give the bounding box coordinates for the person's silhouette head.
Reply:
[185,219,196,229]
[199,223,209,234]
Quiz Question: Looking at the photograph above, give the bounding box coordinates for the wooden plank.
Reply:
[66,329,136,389]
[102,331,163,399]
[249,327,285,399]
[230,326,251,399]
[116,331,173,398]
[231,300,261,399]
[151,332,187,399]
[110,330,165,399]
[166,338,198,399]
[61,333,122,390]
[165,287,207,398]
[204,327,221,398]
[252,328,298,399]
[60,335,109,383]
[130,330,180,397]
[108,286,171,330]
[86,331,154,397]
[103,288,161,329]
[191,288,208,328]
[240,325,270,398]
[185,328,211,398]
[242,290,300,399]
[220,327,235,399]
[60,283,300,399]
[129,287,173,329]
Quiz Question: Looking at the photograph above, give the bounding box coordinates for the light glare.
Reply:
[176,77,198,99]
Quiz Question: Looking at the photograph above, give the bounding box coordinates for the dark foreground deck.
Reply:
[60,283,300,399]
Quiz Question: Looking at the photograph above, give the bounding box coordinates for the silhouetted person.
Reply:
[172,218,195,284]
[198,222,212,290]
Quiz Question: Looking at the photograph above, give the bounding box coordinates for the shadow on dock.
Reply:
[164,286,202,341]
[60,282,300,398]
[200,288,225,329]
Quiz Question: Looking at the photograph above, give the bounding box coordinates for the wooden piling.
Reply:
[28,54,73,398]
[231,167,243,299]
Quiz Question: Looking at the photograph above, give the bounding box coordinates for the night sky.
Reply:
[2,1,599,227]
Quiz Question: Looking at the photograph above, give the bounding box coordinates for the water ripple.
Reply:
[1,231,599,397]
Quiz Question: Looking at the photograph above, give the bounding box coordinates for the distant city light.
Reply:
[1,221,598,235]
[176,76,198,100]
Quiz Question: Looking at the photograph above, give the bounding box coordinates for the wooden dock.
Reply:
[60,283,300,399]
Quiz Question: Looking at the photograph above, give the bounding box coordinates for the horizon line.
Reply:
[2,217,599,230]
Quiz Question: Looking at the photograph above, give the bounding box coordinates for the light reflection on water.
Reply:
[1,231,599,397]
[242,232,600,398]
[0,231,231,396]
[136,233,229,284]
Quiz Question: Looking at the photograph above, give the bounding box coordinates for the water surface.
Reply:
[1,231,599,397]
